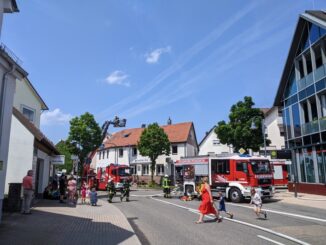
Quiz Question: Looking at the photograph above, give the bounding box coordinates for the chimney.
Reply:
[167,117,172,125]
[141,124,146,128]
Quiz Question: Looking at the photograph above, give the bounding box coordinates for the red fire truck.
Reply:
[96,164,132,191]
[270,159,290,187]
[177,154,275,203]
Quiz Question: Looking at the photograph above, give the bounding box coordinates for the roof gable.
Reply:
[274,11,326,106]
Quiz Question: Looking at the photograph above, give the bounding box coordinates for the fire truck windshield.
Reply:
[250,161,271,174]
[118,168,130,176]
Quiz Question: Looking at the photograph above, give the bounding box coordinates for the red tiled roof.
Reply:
[103,122,193,148]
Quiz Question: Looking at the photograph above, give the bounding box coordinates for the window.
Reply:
[137,165,141,172]
[236,162,248,173]
[142,165,149,175]
[132,147,137,156]
[213,139,220,146]
[119,148,123,158]
[102,151,105,159]
[172,145,178,154]
[211,159,230,174]
[99,152,101,160]
[107,150,109,158]
[292,103,301,137]
[22,105,35,122]
[156,164,164,175]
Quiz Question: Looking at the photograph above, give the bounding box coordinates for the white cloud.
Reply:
[105,70,130,87]
[145,46,171,64]
[41,108,72,126]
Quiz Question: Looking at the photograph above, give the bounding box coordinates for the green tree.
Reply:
[67,112,102,173]
[215,96,270,153]
[55,140,73,173]
[137,123,171,184]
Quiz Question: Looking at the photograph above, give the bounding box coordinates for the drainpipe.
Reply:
[0,63,15,149]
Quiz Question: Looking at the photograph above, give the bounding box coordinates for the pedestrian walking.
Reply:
[250,188,267,219]
[195,177,221,224]
[89,187,98,206]
[59,174,66,203]
[217,191,233,219]
[21,170,34,214]
[86,185,90,205]
[81,182,87,204]
[67,176,77,205]
[107,179,116,203]
[120,179,130,202]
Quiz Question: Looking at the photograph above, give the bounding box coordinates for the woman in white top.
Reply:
[250,188,267,219]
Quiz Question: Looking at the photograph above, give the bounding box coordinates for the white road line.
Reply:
[228,203,326,223]
[131,193,164,197]
[257,235,286,245]
[151,197,310,245]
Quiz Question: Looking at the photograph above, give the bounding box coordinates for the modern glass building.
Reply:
[274,11,326,195]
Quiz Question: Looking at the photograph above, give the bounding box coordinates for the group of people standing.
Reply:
[59,174,78,205]
[106,178,130,203]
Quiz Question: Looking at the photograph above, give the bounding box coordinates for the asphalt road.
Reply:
[98,190,326,245]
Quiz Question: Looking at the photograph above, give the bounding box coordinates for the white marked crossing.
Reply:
[257,235,286,245]
[228,203,326,223]
[151,197,310,245]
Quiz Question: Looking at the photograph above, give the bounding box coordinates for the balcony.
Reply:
[314,64,326,82]
[320,117,326,131]
[301,120,319,135]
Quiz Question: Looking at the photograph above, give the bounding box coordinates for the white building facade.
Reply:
[263,107,286,151]
[199,127,233,155]
[5,78,60,196]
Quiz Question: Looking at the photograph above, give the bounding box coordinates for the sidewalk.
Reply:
[0,198,141,245]
[274,190,326,210]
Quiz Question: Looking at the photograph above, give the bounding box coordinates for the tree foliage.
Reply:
[215,96,270,153]
[137,123,171,183]
[55,140,73,173]
[67,112,102,166]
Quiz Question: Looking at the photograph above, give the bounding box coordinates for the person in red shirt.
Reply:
[21,170,34,214]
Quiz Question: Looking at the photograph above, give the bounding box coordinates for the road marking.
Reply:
[228,203,326,223]
[257,235,285,245]
[151,197,310,245]
[131,193,163,197]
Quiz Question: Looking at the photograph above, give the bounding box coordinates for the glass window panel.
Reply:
[285,70,297,98]
[316,78,326,92]
[299,149,306,182]
[299,90,306,101]
[309,23,320,44]
[285,108,292,139]
[282,110,288,141]
[304,147,315,183]
[292,103,301,137]
[316,146,326,183]
[306,85,315,98]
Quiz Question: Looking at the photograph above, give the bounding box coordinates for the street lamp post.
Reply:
[251,117,267,157]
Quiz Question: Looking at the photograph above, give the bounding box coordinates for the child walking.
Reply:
[250,188,267,219]
[217,191,233,219]
[89,187,98,206]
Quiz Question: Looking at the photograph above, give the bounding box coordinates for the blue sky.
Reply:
[3,0,326,144]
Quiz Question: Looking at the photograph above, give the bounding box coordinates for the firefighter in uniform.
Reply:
[120,179,131,202]
[106,178,116,203]
[162,175,171,198]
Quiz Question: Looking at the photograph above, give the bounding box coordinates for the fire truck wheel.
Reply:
[229,188,243,203]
